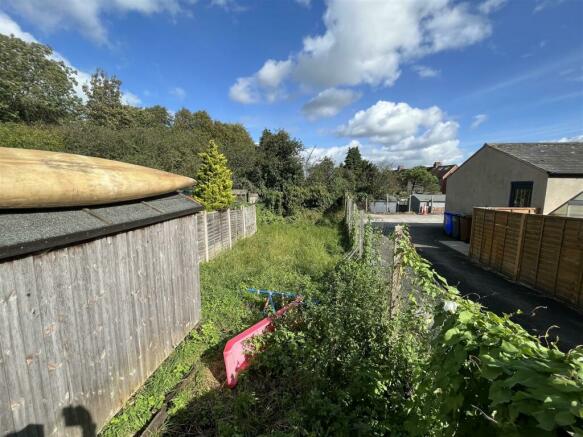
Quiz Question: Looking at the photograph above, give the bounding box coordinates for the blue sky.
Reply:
[0,0,581,167]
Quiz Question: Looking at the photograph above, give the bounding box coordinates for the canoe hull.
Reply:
[0,147,195,208]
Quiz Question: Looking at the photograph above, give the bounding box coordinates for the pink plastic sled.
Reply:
[223,301,298,388]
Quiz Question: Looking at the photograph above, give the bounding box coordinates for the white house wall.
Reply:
[545,177,583,214]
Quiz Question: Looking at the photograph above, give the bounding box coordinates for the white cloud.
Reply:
[230,0,500,104]
[471,113,488,129]
[0,12,137,104]
[336,100,462,167]
[229,77,259,104]
[170,86,186,100]
[295,0,311,7]
[304,140,391,166]
[555,134,583,142]
[1,0,186,44]
[301,88,361,121]
[0,10,36,42]
[229,58,292,104]
[478,0,507,14]
[256,59,293,88]
[534,0,566,13]
[412,65,440,78]
[425,3,491,53]
[121,90,142,106]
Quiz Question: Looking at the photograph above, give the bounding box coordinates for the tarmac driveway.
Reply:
[372,214,583,351]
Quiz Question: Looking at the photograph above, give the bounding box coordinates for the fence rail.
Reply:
[470,207,583,308]
[196,205,257,263]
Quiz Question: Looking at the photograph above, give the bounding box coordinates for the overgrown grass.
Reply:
[100,212,343,436]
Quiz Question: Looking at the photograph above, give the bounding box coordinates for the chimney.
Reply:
[433,161,442,168]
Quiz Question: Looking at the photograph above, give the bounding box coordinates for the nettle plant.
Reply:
[396,227,583,436]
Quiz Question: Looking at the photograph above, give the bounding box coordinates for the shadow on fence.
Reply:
[7,406,96,437]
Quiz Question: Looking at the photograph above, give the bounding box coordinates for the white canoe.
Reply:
[0,147,195,208]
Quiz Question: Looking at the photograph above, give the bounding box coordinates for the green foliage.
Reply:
[0,34,80,123]
[102,216,343,436]
[395,228,583,435]
[338,144,399,198]
[0,114,257,183]
[198,224,428,435]
[82,69,131,128]
[261,190,284,216]
[399,166,441,194]
[254,129,304,191]
[0,122,64,151]
[343,145,364,171]
[129,105,172,128]
[193,140,236,210]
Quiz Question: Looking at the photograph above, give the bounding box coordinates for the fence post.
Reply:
[359,210,364,257]
[552,219,567,295]
[533,215,546,287]
[203,211,209,262]
[513,213,527,280]
[241,205,247,238]
[227,208,232,249]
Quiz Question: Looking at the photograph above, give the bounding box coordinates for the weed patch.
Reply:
[100,213,343,436]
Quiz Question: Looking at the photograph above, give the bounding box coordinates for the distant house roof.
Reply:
[427,164,458,180]
[488,142,583,176]
[0,193,203,261]
[412,194,446,202]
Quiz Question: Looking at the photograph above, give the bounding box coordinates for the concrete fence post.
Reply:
[227,208,232,248]
[203,211,209,262]
[242,205,247,238]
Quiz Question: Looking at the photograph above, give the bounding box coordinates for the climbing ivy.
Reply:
[396,227,583,435]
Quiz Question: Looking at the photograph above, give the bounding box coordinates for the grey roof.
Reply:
[488,142,583,175]
[0,193,203,261]
[412,194,446,201]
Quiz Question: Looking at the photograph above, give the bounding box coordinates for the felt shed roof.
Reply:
[0,192,203,261]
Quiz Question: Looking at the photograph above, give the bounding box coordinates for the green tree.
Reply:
[0,34,80,123]
[399,166,440,195]
[255,129,304,191]
[83,69,132,128]
[193,140,235,210]
[343,146,364,172]
[173,108,196,129]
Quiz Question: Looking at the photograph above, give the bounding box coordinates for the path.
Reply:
[372,214,583,351]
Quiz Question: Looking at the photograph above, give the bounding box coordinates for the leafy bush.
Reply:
[261,189,284,216]
[193,140,235,211]
[102,216,344,436]
[0,122,64,151]
[209,225,430,435]
[395,227,583,435]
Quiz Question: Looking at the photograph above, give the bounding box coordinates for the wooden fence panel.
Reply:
[192,205,257,263]
[556,220,583,305]
[479,210,496,265]
[536,217,565,295]
[518,216,544,287]
[469,208,485,260]
[471,208,583,310]
[491,211,509,271]
[501,213,525,277]
[0,214,201,436]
